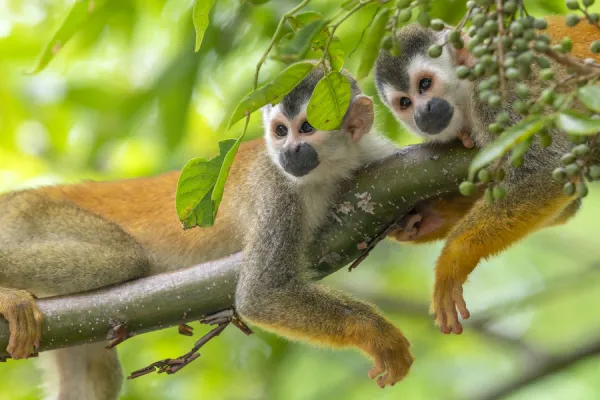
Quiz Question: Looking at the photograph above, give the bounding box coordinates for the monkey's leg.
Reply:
[388,190,481,244]
[431,189,573,334]
[236,281,413,388]
[38,343,122,400]
[0,191,151,397]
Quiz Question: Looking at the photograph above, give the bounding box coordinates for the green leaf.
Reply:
[274,19,326,63]
[468,115,546,180]
[328,37,345,71]
[228,62,315,129]
[289,12,323,30]
[193,0,216,52]
[356,8,390,80]
[176,138,241,229]
[556,110,600,135]
[577,86,600,113]
[27,0,108,74]
[307,72,352,131]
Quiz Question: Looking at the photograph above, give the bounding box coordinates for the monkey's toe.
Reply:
[0,289,43,359]
[432,278,467,335]
[370,341,413,388]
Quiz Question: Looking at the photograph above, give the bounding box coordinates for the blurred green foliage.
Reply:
[1,0,600,399]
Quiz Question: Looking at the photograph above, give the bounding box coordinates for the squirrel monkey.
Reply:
[0,69,415,397]
[235,69,414,389]
[375,15,598,335]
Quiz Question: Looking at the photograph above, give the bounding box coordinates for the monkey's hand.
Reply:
[431,276,470,335]
[366,332,414,388]
[457,131,474,149]
[0,288,43,359]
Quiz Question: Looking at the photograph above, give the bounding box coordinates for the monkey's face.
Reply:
[265,106,321,178]
[262,94,374,184]
[375,25,473,143]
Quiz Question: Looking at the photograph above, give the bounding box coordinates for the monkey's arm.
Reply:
[431,180,575,334]
[235,179,412,388]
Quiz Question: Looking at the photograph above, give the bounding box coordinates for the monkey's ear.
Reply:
[444,30,476,68]
[343,95,374,143]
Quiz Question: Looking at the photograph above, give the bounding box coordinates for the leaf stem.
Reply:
[253,0,311,91]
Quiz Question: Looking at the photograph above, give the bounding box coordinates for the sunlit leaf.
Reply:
[274,20,326,63]
[228,62,315,129]
[468,115,546,180]
[307,72,352,131]
[577,86,600,113]
[27,0,108,74]
[357,8,389,80]
[556,110,600,135]
[193,0,216,52]
[176,139,239,229]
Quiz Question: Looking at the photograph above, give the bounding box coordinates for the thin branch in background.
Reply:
[477,335,600,400]
[348,212,421,272]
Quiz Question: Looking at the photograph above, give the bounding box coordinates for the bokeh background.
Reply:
[1,0,600,399]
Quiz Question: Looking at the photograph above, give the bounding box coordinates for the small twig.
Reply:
[348,5,381,58]
[348,211,419,271]
[105,318,133,349]
[127,308,252,379]
[496,0,507,98]
[579,7,600,33]
[253,0,311,90]
[178,323,194,336]
[322,0,376,68]
[545,48,600,75]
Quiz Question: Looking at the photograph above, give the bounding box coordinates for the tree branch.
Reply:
[0,142,475,356]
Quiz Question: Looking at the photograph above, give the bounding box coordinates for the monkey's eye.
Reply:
[275,125,288,138]
[299,121,314,134]
[418,78,432,94]
[399,97,412,110]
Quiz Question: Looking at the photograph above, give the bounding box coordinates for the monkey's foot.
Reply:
[0,289,43,359]
[457,131,474,149]
[367,338,414,388]
[388,213,422,241]
[431,277,469,335]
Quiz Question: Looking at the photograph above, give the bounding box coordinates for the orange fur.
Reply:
[38,139,265,272]
[545,16,600,62]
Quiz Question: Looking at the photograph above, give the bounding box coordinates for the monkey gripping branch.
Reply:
[0,143,474,357]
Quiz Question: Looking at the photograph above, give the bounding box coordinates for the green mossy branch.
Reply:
[0,142,475,356]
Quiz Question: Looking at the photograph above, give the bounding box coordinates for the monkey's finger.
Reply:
[453,290,470,320]
[33,307,43,349]
[6,312,35,359]
[446,302,462,335]
[439,308,451,334]
[368,356,385,380]
[457,132,474,149]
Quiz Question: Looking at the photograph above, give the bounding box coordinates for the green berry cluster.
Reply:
[382,0,435,56]
[552,141,600,198]
[459,167,507,203]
